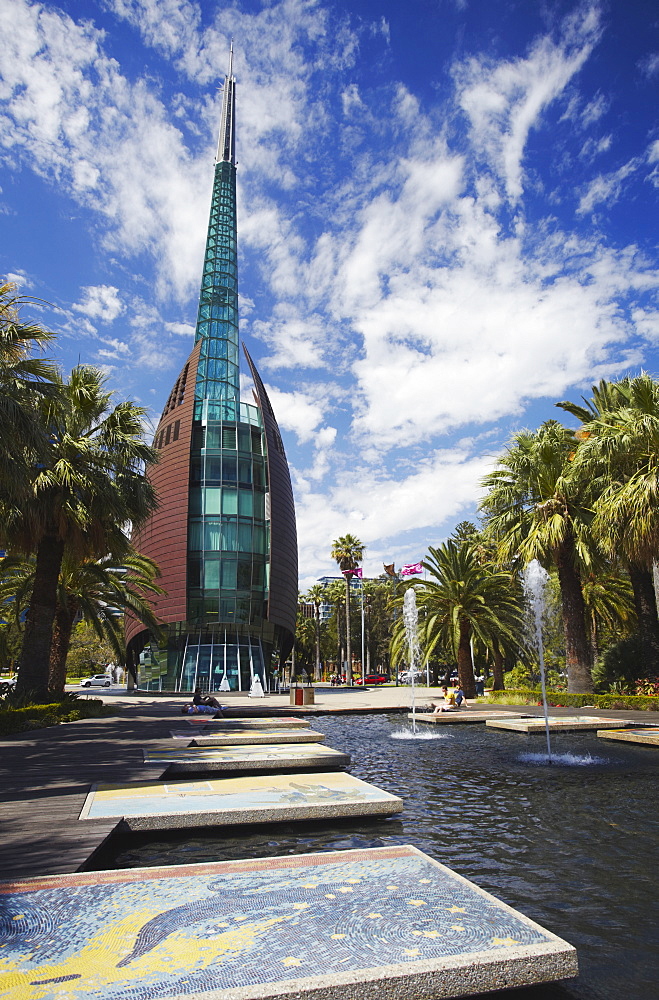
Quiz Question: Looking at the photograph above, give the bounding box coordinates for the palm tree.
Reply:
[2,366,158,698]
[558,375,659,677]
[305,584,325,680]
[393,540,524,698]
[0,281,58,499]
[0,551,163,692]
[331,534,364,684]
[480,420,596,693]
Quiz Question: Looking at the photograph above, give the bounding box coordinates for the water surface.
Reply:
[107,713,659,1000]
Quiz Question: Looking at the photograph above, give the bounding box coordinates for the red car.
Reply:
[356,673,389,685]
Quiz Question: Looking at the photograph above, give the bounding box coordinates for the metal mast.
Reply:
[193,44,239,411]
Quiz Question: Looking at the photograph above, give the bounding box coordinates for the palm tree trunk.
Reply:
[555,541,593,693]
[48,601,76,693]
[457,618,476,698]
[628,562,659,678]
[344,575,352,685]
[492,647,505,690]
[314,609,321,681]
[16,533,65,699]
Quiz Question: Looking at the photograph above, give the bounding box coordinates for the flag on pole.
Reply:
[342,567,363,578]
[401,562,423,576]
[383,562,396,577]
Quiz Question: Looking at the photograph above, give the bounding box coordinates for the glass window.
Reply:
[222,453,237,482]
[221,517,237,551]
[164,424,172,445]
[205,457,222,482]
[188,559,201,588]
[190,458,202,483]
[173,420,180,441]
[203,559,220,589]
[237,559,251,589]
[252,460,264,488]
[238,521,252,552]
[251,561,264,588]
[222,426,237,449]
[221,488,237,515]
[192,426,205,450]
[204,520,222,549]
[238,459,252,485]
[220,598,236,620]
[253,524,266,555]
[253,492,265,519]
[204,488,221,515]
[221,560,237,589]
[238,427,251,453]
[251,429,262,455]
[188,520,203,551]
[205,425,221,449]
[189,489,202,516]
[238,490,253,516]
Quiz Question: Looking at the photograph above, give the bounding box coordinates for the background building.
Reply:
[126,51,297,692]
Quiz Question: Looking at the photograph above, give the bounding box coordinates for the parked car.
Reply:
[355,673,389,686]
[80,673,112,687]
[398,669,423,683]
[0,676,17,695]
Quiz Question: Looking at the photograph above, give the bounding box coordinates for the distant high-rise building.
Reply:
[126,49,297,691]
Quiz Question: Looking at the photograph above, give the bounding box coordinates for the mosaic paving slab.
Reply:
[170,729,327,746]
[143,743,350,772]
[185,717,310,728]
[0,845,577,1000]
[410,711,533,725]
[596,726,659,746]
[79,772,403,831]
[486,715,633,732]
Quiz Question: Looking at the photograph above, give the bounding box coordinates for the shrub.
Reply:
[486,688,659,712]
[0,695,111,737]
[593,635,645,693]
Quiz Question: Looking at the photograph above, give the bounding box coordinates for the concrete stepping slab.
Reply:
[169,728,327,746]
[184,716,310,728]
[597,726,659,745]
[410,711,534,725]
[0,845,577,1000]
[143,743,350,772]
[486,715,634,733]
[79,771,403,832]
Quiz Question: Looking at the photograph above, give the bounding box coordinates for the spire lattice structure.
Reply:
[194,47,239,407]
[126,49,297,693]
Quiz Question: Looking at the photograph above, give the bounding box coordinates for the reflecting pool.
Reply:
[105,713,659,1000]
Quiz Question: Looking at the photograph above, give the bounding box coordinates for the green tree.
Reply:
[392,540,525,698]
[0,281,58,499]
[480,420,596,693]
[0,551,163,691]
[65,621,117,682]
[558,374,659,677]
[304,584,325,680]
[330,534,364,684]
[3,366,158,699]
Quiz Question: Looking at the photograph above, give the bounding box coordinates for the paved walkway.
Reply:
[1,688,653,883]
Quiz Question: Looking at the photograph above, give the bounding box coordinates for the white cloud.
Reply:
[455,5,601,201]
[577,158,639,215]
[265,385,327,443]
[73,285,124,322]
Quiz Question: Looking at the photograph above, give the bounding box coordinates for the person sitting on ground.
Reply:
[433,686,458,713]
[454,684,468,708]
[193,686,222,709]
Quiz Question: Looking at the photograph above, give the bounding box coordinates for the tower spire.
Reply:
[216,41,236,165]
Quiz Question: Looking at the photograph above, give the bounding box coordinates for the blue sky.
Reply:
[1,0,657,589]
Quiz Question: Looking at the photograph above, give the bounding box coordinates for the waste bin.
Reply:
[302,687,315,705]
[290,687,304,706]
